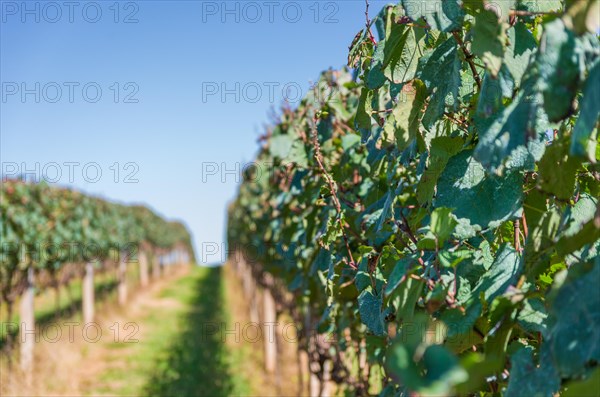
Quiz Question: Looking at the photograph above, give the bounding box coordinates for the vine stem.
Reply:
[509,10,560,17]
[514,219,523,253]
[310,116,357,270]
[451,31,482,91]
[365,0,377,45]
[521,212,529,239]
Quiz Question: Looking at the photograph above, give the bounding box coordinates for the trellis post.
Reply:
[83,262,95,324]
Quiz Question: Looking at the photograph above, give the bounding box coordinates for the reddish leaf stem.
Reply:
[451,31,482,90]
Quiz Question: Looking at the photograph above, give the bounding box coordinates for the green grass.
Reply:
[91,266,251,396]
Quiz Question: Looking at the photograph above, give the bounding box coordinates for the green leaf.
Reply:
[321,213,344,248]
[562,367,600,397]
[474,85,548,172]
[367,39,387,89]
[387,80,427,151]
[520,0,563,13]
[383,25,427,84]
[546,259,600,378]
[524,205,563,278]
[517,298,548,336]
[341,133,361,151]
[504,22,537,86]
[385,256,412,296]
[395,275,424,322]
[288,140,309,168]
[420,345,469,395]
[555,193,600,257]
[358,288,386,336]
[435,150,523,235]
[472,9,506,77]
[356,88,374,130]
[538,141,580,200]
[430,207,458,244]
[356,256,373,292]
[348,28,369,68]
[401,0,465,32]
[311,247,333,276]
[456,352,503,395]
[417,136,464,205]
[442,306,484,353]
[538,19,581,122]
[571,60,600,160]
[417,36,462,129]
[561,193,598,238]
[505,346,560,397]
[476,65,515,119]
[387,315,467,395]
[270,134,294,158]
[468,243,521,305]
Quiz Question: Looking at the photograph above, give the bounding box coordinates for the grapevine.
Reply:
[228,1,600,395]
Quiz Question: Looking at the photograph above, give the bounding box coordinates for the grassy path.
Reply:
[2,265,301,396]
[85,266,252,396]
[1,266,255,396]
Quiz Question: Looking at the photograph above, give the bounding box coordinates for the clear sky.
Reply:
[1,0,388,264]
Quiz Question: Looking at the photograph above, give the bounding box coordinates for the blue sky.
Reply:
[1,0,388,263]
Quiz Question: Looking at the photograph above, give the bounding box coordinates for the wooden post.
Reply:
[242,261,252,300]
[139,251,149,287]
[321,359,334,397]
[263,288,277,374]
[249,275,259,324]
[309,364,320,397]
[83,262,95,324]
[152,252,161,280]
[118,252,127,306]
[162,253,167,276]
[305,306,320,397]
[298,348,308,396]
[20,267,35,381]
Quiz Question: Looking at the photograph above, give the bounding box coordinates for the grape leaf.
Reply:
[270,134,294,158]
[358,288,386,336]
[505,346,560,397]
[356,88,374,130]
[472,9,506,77]
[383,25,427,84]
[474,80,548,173]
[401,0,465,32]
[571,60,600,160]
[538,19,581,122]
[417,36,462,129]
[538,141,580,200]
[387,80,427,150]
[504,22,537,86]
[469,244,521,305]
[417,136,464,205]
[435,151,523,235]
[546,259,600,377]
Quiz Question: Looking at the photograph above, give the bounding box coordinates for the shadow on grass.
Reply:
[143,266,237,397]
